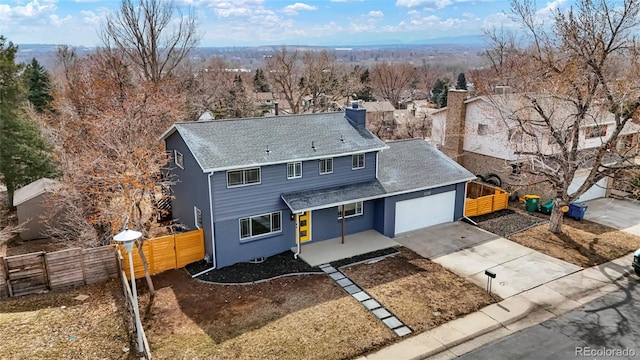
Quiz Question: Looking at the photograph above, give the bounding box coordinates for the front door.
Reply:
[299,211,311,243]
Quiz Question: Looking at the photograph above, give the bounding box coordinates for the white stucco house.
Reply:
[431,90,640,201]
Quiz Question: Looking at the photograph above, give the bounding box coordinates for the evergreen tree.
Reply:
[253,68,270,92]
[456,72,467,90]
[0,36,60,207]
[430,78,449,107]
[24,58,54,112]
[355,68,374,101]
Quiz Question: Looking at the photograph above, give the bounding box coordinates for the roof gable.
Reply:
[164,112,388,172]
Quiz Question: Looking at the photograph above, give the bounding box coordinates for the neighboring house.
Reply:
[162,104,474,268]
[361,100,396,121]
[431,90,640,201]
[13,178,60,240]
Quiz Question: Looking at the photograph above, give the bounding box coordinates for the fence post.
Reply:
[0,257,9,298]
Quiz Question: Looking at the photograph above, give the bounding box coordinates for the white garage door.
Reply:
[568,175,607,202]
[394,191,456,235]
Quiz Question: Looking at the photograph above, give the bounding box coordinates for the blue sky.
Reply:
[0,0,569,47]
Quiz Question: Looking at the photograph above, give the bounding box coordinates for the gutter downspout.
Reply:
[192,171,217,278]
[461,181,478,226]
[294,213,301,259]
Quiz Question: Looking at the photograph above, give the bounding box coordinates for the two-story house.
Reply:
[431,90,640,201]
[162,103,474,268]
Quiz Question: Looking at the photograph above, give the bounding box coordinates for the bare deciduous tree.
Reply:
[101,0,200,84]
[370,62,416,109]
[487,0,640,233]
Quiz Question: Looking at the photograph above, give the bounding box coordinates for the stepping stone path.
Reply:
[319,264,412,337]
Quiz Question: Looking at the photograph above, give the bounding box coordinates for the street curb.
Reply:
[412,301,536,360]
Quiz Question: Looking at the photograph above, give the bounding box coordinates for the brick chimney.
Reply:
[345,101,366,129]
[442,89,468,163]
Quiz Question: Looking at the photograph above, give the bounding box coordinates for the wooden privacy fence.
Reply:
[117,229,204,280]
[0,245,118,298]
[464,181,510,217]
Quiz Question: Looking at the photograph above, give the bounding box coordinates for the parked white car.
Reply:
[633,249,640,276]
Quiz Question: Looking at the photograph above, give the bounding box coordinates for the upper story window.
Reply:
[352,154,365,169]
[586,126,607,139]
[477,124,489,136]
[227,167,261,187]
[319,158,333,175]
[287,162,302,179]
[338,202,363,219]
[240,211,281,240]
[174,150,184,169]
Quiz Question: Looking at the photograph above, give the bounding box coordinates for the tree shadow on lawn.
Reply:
[139,269,350,345]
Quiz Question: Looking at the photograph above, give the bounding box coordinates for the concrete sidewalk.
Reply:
[356,252,636,360]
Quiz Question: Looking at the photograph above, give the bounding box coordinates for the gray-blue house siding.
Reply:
[162,106,475,269]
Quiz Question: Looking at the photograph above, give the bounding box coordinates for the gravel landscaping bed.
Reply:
[470,208,548,238]
[186,247,399,283]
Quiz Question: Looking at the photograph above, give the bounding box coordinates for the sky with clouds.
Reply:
[0,0,570,47]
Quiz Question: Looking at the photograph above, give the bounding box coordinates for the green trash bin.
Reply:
[524,195,541,212]
[540,200,553,215]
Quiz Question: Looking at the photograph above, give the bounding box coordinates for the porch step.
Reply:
[320,263,413,337]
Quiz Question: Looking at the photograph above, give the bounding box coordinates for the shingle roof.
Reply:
[282,181,386,212]
[281,139,475,212]
[13,178,60,207]
[378,139,475,193]
[163,112,388,172]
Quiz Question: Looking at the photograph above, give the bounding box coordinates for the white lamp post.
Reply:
[114,228,143,355]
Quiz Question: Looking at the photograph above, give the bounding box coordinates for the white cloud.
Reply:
[81,10,102,25]
[368,10,384,18]
[395,0,453,9]
[330,0,364,2]
[49,14,73,26]
[0,0,56,22]
[282,3,317,16]
[537,0,567,16]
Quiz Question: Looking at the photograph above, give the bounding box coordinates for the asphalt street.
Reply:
[457,276,640,360]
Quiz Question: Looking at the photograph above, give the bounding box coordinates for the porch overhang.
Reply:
[281,180,387,213]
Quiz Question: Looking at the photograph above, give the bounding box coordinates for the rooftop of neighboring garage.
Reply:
[281,139,476,213]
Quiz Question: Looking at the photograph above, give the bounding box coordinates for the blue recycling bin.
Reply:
[567,203,588,220]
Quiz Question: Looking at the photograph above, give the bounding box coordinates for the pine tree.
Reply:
[0,36,60,207]
[430,78,449,107]
[253,68,270,92]
[456,72,467,90]
[355,68,374,101]
[24,58,54,113]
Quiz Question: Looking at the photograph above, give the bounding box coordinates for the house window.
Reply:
[338,202,363,219]
[194,206,202,229]
[586,126,607,138]
[352,154,365,169]
[227,168,261,187]
[319,158,333,174]
[477,124,489,136]
[287,162,302,179]
[239,211,281,240]
[174,150,184,169]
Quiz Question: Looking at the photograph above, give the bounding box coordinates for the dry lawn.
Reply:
[0,279,132,360]
[142,270,395,360]
[509,218,640,267]
[341,248,498,333]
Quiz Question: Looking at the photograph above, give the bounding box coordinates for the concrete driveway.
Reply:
[583,197,640,235]
[396,222,582,299]
[394,222,499,259]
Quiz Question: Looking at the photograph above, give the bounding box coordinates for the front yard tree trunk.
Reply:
[549,200,564,233]
[136,240,156,298]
